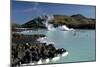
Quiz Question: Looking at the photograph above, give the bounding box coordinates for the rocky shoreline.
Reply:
[11,33,67,66]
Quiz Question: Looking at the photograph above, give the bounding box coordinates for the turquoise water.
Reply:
[20,29,96,63]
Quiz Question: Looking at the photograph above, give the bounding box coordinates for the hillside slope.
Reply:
[21,14,96,29]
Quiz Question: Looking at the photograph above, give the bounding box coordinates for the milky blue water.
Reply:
[20,29,96,64]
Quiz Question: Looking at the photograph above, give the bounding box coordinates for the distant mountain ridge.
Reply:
[20,14,96,29]
[71,14,87,19]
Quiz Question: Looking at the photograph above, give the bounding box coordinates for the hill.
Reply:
[21,14,96,29]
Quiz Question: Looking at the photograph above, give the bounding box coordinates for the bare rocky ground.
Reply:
[11,33,66,67]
